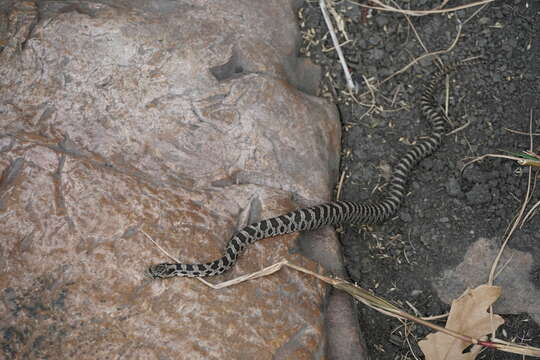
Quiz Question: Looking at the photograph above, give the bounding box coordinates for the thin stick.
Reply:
[488,110,535,286]
[435,0,451,10]
[192,258,540,356]
[341,1,488,103]
[522,193,540,224]
[336,169,347,200]
[320,0,356,92]
[422,313,449,321]
[461,153,528,173]
[505,128,540,136]
[350,0,495,17]
[362,74,377,109]
[446,119,471,136]
[285,262,488,345]
[393,0,434,61]
[141,230,181,263]
[463,2,491,25]
[196,260,288,290]
[520,110,540,224]
[321,39,352,52]
[380,24,463,84]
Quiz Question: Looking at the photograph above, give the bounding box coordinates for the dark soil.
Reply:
[298,0,540,358]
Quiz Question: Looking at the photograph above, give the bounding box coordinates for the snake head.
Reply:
[145,263,178,279]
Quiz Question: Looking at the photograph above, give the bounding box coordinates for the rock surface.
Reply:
[436,237,540,325]
[0,1,364,359]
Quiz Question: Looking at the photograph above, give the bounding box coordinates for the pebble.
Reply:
[367,34,382,45]
[465,184,492,205]
[462,167,488,183]
[399,211,412,222]
[374,15,389,27]
[478,17,490,25]
[445,177,462,197]
[369,48,385,61]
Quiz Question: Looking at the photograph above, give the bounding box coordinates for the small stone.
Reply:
[478,17,490,25]
[445,177,462,197]
[399,211,412,222]
[432,159,445,172]
[367,34,382,45]
[463,167,488,183]
[357,39,368,49]
[366,65,377,74]
[491,73,502,82]
[374,15,389,27]
[369,48,385,61]
[465,184,492,205]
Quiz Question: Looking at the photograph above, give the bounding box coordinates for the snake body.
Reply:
[147,59,482,279]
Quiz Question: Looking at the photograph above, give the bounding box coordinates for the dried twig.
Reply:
[461,153,528,172]
[336,169,347,200]
[350,0,495,17]
[379,24,464,85]
[446,119,471,136]
[142,230,180,263]
[192,258,540,357]
[320,0,356,92]
[196,260,287,290]
[505,128,540,136]
[484,110,535,343]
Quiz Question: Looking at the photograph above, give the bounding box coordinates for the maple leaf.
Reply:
[419,285,505,360]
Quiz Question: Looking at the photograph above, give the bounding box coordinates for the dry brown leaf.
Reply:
[419,285,505,360]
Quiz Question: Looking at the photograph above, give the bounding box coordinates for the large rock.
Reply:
[0,1,366,359]
[435,237,540,324]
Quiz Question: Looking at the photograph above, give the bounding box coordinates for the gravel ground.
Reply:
[299,0,540,358]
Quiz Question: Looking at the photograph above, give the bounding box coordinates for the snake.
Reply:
[147,59,483,279]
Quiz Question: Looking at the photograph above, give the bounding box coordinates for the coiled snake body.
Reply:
[147,59,482,279]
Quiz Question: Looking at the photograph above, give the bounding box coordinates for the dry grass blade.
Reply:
[505,127,540,136]
[335,169,347,200]
[517,157,540,167]
[142,229,180,263]
[185,257,540,357]
[460,109,540,355]
[290,264,540,357]
[285,262,540,357]
[488,339,540,356]
[351,0,495,16]
[522,195,540,225]
[488,109,536,286]
[196,260,287,290]
[461,153,529,174]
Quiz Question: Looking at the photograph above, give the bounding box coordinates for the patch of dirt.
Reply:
[298,0,540,358]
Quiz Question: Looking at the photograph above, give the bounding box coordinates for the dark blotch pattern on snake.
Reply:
[147,59,483,279]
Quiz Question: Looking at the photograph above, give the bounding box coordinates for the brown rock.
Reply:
[0,1,365,358]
